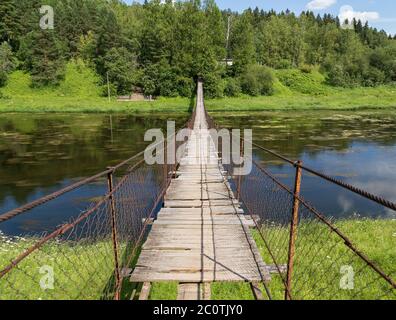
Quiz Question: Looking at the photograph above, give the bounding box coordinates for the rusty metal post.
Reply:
[174,133,177,176]
[285,160,302,300]
[107,168,121,300]
[237,136,243,201]
[163,138,168,188]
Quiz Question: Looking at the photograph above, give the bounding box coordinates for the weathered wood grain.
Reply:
[130,81,269,288]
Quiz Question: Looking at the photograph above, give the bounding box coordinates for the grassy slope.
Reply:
[1,65,396,113]
[0,62,190,114]
[207,69,396,111]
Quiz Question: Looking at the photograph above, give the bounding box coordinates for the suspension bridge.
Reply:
[0,81,395,300]
[130,81,270,299]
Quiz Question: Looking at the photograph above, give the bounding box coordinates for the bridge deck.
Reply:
[130,82,270,296]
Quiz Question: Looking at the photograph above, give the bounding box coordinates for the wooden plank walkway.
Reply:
[130,81,270,299]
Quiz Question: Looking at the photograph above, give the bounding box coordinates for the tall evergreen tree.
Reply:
[230,12,256,74]
[19,30,65,87]
[0,41,16,86]
[0,0,19,45]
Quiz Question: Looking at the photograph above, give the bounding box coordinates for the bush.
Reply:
[176,76,194,97]
[203,73,224,99]
[327,64,348,87]
[299,64,315,74]
[240,64,274,96]
[224,77,241,97]
[276,69,327,94]
[104,47,137,95]
[159,72,178,97]
[0,71,7,87]
[0,42,16,87]
[101,83,117,98]
[362,67,386,87]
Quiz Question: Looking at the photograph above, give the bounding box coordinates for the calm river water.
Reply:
[1,110,396,235]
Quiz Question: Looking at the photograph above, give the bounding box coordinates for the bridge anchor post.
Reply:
[285,160,303,300]
[107,167,121,300]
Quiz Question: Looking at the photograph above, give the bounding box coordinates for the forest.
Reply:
[0,0,395,99]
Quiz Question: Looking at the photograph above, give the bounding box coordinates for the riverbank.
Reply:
[206,85,396,111]
[149,218,396,300]
[1,69,396,113]
[1,86,396,113]
[1,218,394,300]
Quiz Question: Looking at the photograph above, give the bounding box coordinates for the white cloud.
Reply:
[338,5,380,24]
[306,0,337,10]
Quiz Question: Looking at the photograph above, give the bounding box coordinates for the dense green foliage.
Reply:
[0,0,395,98]
[0,42,15,86]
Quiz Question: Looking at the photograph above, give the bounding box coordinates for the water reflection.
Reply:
[1,110,396,235]
[213,110,396,220]
[0,113,187,235]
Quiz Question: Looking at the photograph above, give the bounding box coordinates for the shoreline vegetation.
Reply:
[1,66,396,113]
[1,218,393,300]
[1,1,396,115]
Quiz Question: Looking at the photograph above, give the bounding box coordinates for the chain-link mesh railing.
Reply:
[0,120,195,300]
[206,111,395,300]
[2,85,395,301]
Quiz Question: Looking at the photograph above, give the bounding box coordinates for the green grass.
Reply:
[1,219,394,300]
[205,85,396,112]
[252,218,396,300]
[0,236,118,300]
[0,62,191,114]
[147,219,395,301]
[1,66,396,113]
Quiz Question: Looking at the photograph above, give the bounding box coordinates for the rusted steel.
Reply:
[121,175,173,293]
[0,129,188,225]
[0,169,113,223]
[237,136,243,201]
[174,133,177,176]
[285,160,303,300]
[242,137,396,212]
[251,159,396,290]
[0,159,146,280]
[241,198,287,300]
[107,168,121,300]
[164,138,168,188]
[3,88,396,301]
[298,163,396,212]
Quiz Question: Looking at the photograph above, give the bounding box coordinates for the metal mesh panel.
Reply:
[0,151,168,300]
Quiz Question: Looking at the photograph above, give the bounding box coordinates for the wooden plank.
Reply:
[131,269,266,283]
[136,252,267,265]
[165,199,239,208]
[139,282,151,300]
[177,283,211,300]
[130,82,270,289]
[154,220,250,226]
[177,283,200,300]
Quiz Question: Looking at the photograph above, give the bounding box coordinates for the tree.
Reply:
[369,43,396,82]
[256,14,304,68]
[203,0,226,59]
[0,0,18,44]
[224,77,241,97]
[0,42,16,86]
[19,30,66,87]
[103,47,137,94]
[240,64,274,96]
[77,31,97,67]
[230,12,256,74]
[2,0,396,94]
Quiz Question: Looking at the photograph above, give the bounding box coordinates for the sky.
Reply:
[126,0,396,35]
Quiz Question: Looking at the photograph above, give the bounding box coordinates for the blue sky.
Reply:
[126,0,396,35]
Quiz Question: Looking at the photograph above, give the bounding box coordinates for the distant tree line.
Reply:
[0,0,395,98]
